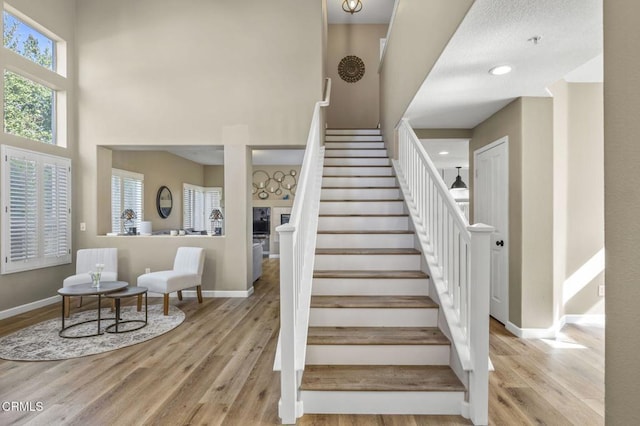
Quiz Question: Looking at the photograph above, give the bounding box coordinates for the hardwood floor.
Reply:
[0,259,604,425]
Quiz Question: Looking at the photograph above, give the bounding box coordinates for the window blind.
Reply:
[111,169,144,234]
[183,184,222,234]
[1,145,71,274]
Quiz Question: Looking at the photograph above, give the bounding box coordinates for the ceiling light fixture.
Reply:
[439,151,450,155]
[451,166,468,189]
[489,65,512,76]
[342,0,362,14]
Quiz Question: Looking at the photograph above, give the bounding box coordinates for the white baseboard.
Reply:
[268,254,280,259]
[505,321,558,339]
[1,287,256,320]
[560,314,605,327]
[148,288,254,299]
[0,295,61,320]
[506,313,606,338]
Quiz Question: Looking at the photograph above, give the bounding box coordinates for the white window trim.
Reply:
[1,4,69,146]
[183,183,222,235]
[111,168,144,234]
[1,144,71,274]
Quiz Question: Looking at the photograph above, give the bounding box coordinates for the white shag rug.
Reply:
[0,304,185,361]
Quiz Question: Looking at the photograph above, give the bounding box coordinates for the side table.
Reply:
[104,286,148,333]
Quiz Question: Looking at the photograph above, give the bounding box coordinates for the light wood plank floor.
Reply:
[0,259,604,425]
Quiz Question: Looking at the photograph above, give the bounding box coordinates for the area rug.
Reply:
[0,304,185,361]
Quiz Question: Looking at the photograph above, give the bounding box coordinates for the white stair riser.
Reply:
[325,142,385,149]
[309,308,437,327]
[325,149,387,158]
[326,135,383,142]
[322,176,397,187]
[316,233,414,249]
[323,157,390,166]
[315,254,420,271]
[321,188,400,200]
[319,201,405,215]
[318,216,408,231]
[326,129,381,136]
[305,345,450,365]
[323,166,394,176]
[301,391,464,415]
[312,278,429,296]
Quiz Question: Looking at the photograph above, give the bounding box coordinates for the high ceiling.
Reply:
[327,0,395,24]
[405,0,603,129]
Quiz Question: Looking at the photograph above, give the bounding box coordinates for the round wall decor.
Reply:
[338,55,365,83]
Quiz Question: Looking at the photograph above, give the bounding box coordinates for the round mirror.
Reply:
[156,186,173,218]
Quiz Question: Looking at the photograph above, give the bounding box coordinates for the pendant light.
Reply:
[342,0,363,14]
[451,166,467,189]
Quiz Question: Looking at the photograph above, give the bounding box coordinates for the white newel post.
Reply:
[278,224,299,424]
[467,223,494,425]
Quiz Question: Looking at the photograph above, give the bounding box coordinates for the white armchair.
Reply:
[62,248,118,316]
[137,247,205,315]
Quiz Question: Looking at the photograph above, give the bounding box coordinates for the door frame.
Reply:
[473,136,509,324]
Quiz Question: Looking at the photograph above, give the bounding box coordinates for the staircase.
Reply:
[299,128,466,415]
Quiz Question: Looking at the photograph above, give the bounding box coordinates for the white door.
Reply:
[474,138,509,324]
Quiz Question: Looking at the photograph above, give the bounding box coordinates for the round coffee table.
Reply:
[57,281,128,338]
[104,286,148,333]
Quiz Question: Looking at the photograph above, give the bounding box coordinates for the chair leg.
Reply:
[177,290,183,301]
[137,294,142,312]
[196,285,203,303]
[64,296,70,318]
[163,294,169,316]
[76,296,83,308]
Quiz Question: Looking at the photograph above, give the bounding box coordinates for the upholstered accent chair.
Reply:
[62,248,118,316]
[137,247,205,315]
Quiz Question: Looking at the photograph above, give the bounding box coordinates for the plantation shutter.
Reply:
[2,145,71,274]
[183,185,194,230]
[8,156,38,263]
[111,169,143,234]
[43,161,71,258]
[111,175,122,233]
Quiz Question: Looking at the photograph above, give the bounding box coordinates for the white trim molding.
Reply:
[0,295,61,320]
[506,313,606,338]
[149,288,254,299]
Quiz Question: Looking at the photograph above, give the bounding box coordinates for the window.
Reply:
[4,70,54,144]
[183,184,222,235]
[2,7,67,146]
[111,169,144,234]
[3,11,55,70]
[1,145,71,274]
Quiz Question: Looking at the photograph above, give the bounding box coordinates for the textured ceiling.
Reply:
[405,0,603,129]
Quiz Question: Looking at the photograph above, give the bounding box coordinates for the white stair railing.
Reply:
[276,78,331,424]
[393,118,493,425]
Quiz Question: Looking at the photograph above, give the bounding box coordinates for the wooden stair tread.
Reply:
[323,175,394,178]
[300,365,465,392]
[319,214,408,217]
[310,295,437,309]
[323,165,392,168]
[313,270,429,279]
[323,185,396,188]
[316,248,420,255]
[317,230,414,235]
[320,199,402,202]
[307,327,449,346]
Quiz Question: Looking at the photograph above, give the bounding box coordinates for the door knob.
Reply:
[496,240,504,247]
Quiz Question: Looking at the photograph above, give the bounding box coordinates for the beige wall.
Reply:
[326,24,388,128]
[414,129,473,139]
[0,0,76,312]
[74,0,323,296]
[604,1,640,422]
[379,0,473,157]
[471,97,554,329]
[204,165,224,189]
[551,81,604,319]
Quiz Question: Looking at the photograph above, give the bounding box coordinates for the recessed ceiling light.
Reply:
[439,151,450,155]
[489,65,512,76]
